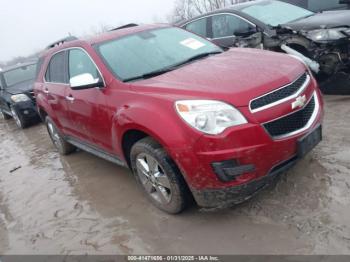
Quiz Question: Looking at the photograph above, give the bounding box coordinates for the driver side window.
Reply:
[212,14,256,38]
[68,49,101,81]
[185,17,209,38]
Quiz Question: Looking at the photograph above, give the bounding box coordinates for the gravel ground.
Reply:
[0,95,349,255]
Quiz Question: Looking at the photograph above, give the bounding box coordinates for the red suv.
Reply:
[34,24,323,213]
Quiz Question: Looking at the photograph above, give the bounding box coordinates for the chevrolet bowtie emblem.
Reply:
[291,95,307,110]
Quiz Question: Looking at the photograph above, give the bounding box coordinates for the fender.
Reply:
[111,102,202,161]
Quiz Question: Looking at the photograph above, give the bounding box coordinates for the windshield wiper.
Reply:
[123,66,180,82]
[123,51,222,82]
[177,51,222,66]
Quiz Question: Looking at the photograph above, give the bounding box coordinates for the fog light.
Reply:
[212,159,255,182]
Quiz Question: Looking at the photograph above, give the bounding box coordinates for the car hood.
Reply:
[283,11,350,31]
[5,79,34,95]
[130,48,306,107]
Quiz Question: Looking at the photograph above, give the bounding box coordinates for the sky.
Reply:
[0,0,176,62]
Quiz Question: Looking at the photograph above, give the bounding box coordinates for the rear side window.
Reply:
[185,17,208,38]
[45,51,66,83]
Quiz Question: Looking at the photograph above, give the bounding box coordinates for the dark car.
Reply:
[280,0,350,12]
[177,0,350,91]
[34,25,323,213]
[0,61,40,128]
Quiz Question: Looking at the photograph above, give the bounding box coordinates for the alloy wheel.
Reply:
[136,153,172,205]
[11,107,22,128]
[47,121,62,150]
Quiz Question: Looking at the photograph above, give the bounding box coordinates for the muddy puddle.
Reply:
[0,96,349,254]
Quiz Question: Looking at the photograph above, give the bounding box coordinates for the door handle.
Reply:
[65,95,75,102]
[43,88,49,94]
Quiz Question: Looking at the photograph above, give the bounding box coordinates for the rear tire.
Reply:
[45,117,76,155]
[0,108,11,120]
[130,137,189,214]
[11,105,29,129]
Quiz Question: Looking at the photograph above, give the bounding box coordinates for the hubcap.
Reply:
[136,153,172,205]
[47,122,62,149]
[11,107,22,128]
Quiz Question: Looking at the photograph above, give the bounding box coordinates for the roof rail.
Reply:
[46,36,78,50]
[110,23,139,31]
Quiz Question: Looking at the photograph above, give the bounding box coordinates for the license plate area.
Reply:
[297,125,322,158]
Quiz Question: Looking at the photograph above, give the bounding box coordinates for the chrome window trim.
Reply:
[263,91,320,140]
[182,12,257,39]
[43,50,68,85]
[43,47,106,87]
[249,73,310,113]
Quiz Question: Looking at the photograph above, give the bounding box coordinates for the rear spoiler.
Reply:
[110,23,139,31]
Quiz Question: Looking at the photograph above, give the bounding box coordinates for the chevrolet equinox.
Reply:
[34,25,324,213]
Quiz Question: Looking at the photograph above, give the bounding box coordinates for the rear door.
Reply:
[43,51,71,132]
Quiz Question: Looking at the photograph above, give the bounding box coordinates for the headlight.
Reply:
[175,100,247,135]
[306,28,348,42]
[11,94,30,103]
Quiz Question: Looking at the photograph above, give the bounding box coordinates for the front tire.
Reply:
[130,137,189,214]
[11,105,29,129]
[46,117,76,155]
[0,108,11,120]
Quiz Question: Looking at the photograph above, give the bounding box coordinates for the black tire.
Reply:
[0,108,11,120]
[45,116,76,155]
[130,137,190,214]
[10,105,29,129]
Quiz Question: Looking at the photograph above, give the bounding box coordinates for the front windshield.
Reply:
[241,1,314,27]
[96,27,222,82]
[3,64,37,87]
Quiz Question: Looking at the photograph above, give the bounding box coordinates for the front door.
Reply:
[210,14,261,48]
[66,48,113,152]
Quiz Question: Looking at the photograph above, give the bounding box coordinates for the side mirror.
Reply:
[234,26,258,37]
[69,73,104,90]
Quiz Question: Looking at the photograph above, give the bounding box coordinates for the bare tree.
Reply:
[168,0,250,23]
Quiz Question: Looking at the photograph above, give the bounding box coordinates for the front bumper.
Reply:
[12,100,39,119]
[192,155,298,208]
[169,90,324,208]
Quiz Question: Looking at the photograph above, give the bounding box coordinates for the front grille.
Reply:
[250,73,308,111]
[263,95,316,138]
